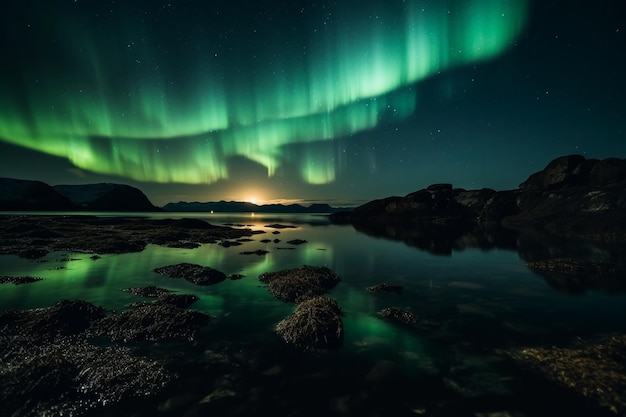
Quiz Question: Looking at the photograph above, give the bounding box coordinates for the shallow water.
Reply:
[1,212,625,416]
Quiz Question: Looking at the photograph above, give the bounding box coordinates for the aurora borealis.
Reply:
[1,0,625,205]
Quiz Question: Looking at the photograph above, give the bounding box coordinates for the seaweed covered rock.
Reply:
[275,297,344,350]
[0,301,171,416]
[123,285,172,297]
[0,299,106,341]
[153,262,227,285]
[510,335,626,415]
[379,308,418,325]
[89,303,210,342]
[259,265,341,302]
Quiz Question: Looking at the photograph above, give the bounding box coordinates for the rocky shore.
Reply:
[0,215,261,258]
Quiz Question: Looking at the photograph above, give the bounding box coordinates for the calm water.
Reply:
[1,212,625,417]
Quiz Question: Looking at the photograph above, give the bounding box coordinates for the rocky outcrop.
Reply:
[275,296,344,350]
[0,275,43,285]
[367,283,404,294]
[259,265,341,303]
[153,263,227,285]
[330,155,626,242]
[379,308,418,325]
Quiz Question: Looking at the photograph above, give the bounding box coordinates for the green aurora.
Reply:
[0,0,528,185]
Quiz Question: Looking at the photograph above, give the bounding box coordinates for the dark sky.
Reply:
[1,0,624,206]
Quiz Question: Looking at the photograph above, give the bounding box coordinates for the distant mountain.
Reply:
[54,183,160,211]
[0,178,74,211]
[163,200,352,213]
[0,178,159,212]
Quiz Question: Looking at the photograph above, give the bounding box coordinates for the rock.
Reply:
[519,154,589,190]
[123,286,172,297]
[287,239,307,245]
[379,308,418,325]
[239,250,269,255]
[260,239,272,243]
[259,265,341,303]
[275,297,344,350]
[509,335,626,415]
[0,275,43,285]
[89,303,210,342]
[153,263,227,285]
[229,274,245,280]
[264,224,296,229]
[367,283,404,294]
[157,293,199,309]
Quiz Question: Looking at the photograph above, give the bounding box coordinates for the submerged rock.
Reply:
[0,275,44,285]
[367,283,404,294]
[157,293,200,309]
[275,296,344,350]
[153,262,227,285]
[287,239,307,245]
[510,335,626,415]
[259,265,341,303]
[379,308,418,325]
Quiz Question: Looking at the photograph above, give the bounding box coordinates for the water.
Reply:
[1,212,625,416]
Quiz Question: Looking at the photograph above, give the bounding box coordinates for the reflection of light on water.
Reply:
[251,212,255,217]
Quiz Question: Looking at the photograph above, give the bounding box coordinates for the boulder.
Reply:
[275,297,344,350]
[379,308,418,325]
[153,263,227,285]
[259,265,341,303]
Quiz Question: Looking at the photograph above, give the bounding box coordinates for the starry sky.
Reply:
[1,0,624,207]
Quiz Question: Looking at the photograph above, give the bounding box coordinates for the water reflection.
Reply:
[348,218,626,294]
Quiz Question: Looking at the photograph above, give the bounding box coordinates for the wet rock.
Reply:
[0,299,106,340]
[379,308,418,325]
[219,240,242,247]
[275,296,344,350]
[89,303,210,342]
[239,249,269,256]
[273,238,281,243]
[272,231,281,235]
[157,293,199,309]
[0,300,171,416]
[367,283,404,294]
[260,239,272,243]
[153,262,227,285]
[510,335,626,415]
[0,275,43,285]
[123,286,172,297]
[259,265,341,303]
[287,239,307,245]
[229,274,245,280]
[265,224,296,229]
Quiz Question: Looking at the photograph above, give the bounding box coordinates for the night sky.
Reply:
[1,1,624,207]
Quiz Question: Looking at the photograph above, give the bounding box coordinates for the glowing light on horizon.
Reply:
[0,0,529,185]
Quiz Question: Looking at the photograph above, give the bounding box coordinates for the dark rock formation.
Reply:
[379,308,418,325]
[330,155,626,242]
[259,265,341,303]
[367,283,404,294]
[0,177,74,211]
[153,263,227,285]
[0,275,43,285]
[275,296,344,350]
[0,299,185,416]
[54,183,159,211]
[0,215,255,258]
[239,249,269,255]
[89,303,210,342]
[287,239,307,245]
[123,286,172,297]
[510,335,626,415]
[156,293,199,309]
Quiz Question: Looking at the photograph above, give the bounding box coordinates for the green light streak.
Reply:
[0,0,528,185]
